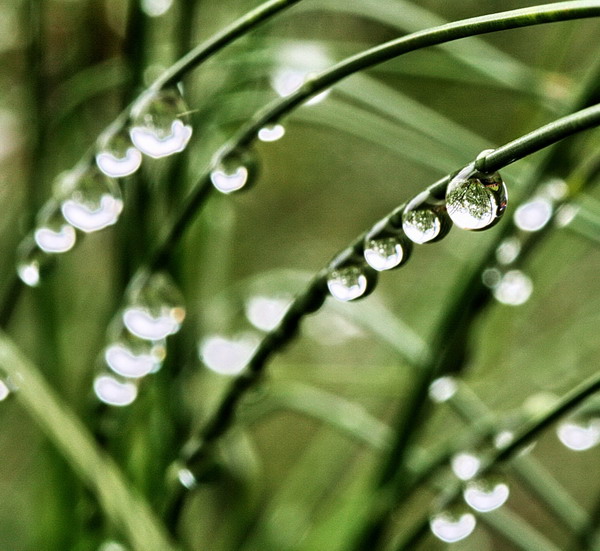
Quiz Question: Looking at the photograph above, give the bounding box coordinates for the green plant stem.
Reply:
[0,332,180,551]
[393,370,600,550]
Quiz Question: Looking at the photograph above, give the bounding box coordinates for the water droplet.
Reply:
[33,201,76,253]
[271,69,330,106]
[327,258,377,302]
[402,191,451,244]
[428,376,458,403]
[141,0,173,17]
[123,272,185,341]
[493,270,533,306]
[129,88,193,158]
[16,237,53,287]
[514,197,553,232]
[199,333,260,376]
[481,267,502,288]
[451,452,481,481]
[555,204,579,228]
[94,374,137,406]
[495,237,521,265]
[446,166,507,231]
[56,167,123,233]
[363,219,412,271]
[430,509,476,543]
[464,479,510,512]
[210,149,257,194]
[494,430,514,449]
[245,295,291,332]
[104,341,164,378]
[177,467,197,489]
[0,379,10,401]
[96,127,143,179]
[557,418,600,451]
[258,124,285,142]
[99,541,128,551]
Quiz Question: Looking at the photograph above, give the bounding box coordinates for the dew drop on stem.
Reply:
[104,334,165,379]
[258,124,285,142]
[94,374,138,407]
[363,218,412,272]
[16,236,54,287]
[56,167,123,233]
[96,130,142,178]
[33,200,77,254]
[122,272,186,342]
[557,416,600,451]
[199,332,260,376]
[210,148,258,194]
[430,507,476,543]
[463,478,510,513]
[446,165,507,231]
[327,251,378,302]
[402,190,451,244]
[451,451,481,481]
[129,87,193,158]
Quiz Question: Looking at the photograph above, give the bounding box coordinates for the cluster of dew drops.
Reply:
[13,85,268,407]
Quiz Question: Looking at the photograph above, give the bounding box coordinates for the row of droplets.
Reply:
[16,86,271,287]
[326,163,509,302]
[426,374,600,543]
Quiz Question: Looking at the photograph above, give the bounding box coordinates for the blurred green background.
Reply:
[0,0,599,549]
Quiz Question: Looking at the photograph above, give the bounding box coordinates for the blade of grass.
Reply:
[0,331,180,551]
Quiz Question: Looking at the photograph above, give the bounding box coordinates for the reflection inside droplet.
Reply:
[514,197,553,232]
[34,224,76,253]
[327,266,369,302]
[402,209,441,244]
[245,295,291,332]
[493,270,533,306]
[258,124,285,142]
[96,147,142,178]
[104,342,163,378]
[557,419,600,451]
[94,375,137,406]
[364,237,405,271]
[62,194,123,232]
[430,511,476,543]
[130,119,192,159]
[464,480,510,512]
[200,333,259,375]
[428,376,458,403]
[451,452,481,481]
[210,165,249,194]
[123,307,181,341]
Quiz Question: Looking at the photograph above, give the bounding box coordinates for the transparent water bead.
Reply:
[104,340,165,378]
[56,167,123,233]
[430,509,476,543]
[199,333,260,376]
[327,253,377,302]
[16,237,53,287]
[123,272,185,341]
[94,374,137,406]
[428,376,458,403]
[514,197,553,232]
[258,124,285,142]
[96,131,142,178]
[493,270,533,306]
[34,201,76,253]
[464,479,510,512]
[129,88,193,158]
[402,191,451,244]
[210,148,257,194]
[451,452,481,481]
[363,219,412,271]
[245,295,291,332]
[446,166,507,231]
[557,418,600,451]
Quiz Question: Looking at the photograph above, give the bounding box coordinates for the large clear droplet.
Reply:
[210,148,257,194]
[557,418,600,451]
[327,259,377,302]
[56,167,123,233]
[493,270,533,306]
[96,130,142,178]
[123,272,186,341]
[94,374,137,406]
[464,479,510,512]
[430,509,476,543]
[363,218,412,272]
[129,88,193,158]
[446,166,507,231]
[402,191,451,244]
[199,332,260,376]
[451,452,481,481]
[33,201,77,253]
[104,338,165,379]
